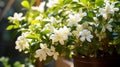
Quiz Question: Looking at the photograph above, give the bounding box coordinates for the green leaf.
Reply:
[95,0,104,7]
[0,57,11,67]
[59,0,64,4]
[6,24,19,30]
[30,0,36,6]
[63,0,72,4]
[80,0,87,5]
[31,20,40,24]
[26,34,40,39]
[21,0,30,9]
[41,30,50,34]
[115,1,120,7]
[6,25,14,30]
[14,61,24,67]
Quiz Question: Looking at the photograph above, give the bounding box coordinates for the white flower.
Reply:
[35,44,53,61]
[35,14,43,20]
[47,0,59,8]
[104,0,109,2]
[105,19,113,32]
[15,35,29,52]
[35,49,47,61]
[40,44,53,56]
[101,26,106,32]
[63,9,73,15]
[105,23,112,32]
[73,25,83,39]
[79,29,93,42]
[67,10,86,26]
[29,65,34,67]
[15,32,32,53]
[31,1,45,12]
[47,17,58,24]
[79,9,87,18]
[42,23,55,33]
[8,13,24,22]
[60,26,71,36]
[101,23,112,32]
[81,22,93,31]
[35,44,59,61]
[95,30,106,41]
[93,17,98,23]
[50,29,65,45]
[99,2,119,19]
[50,46,59,60]
[72,31,79,39]
[67,13,81,26]
[53,52,59,60]
[76,25,83,32]
[50,26,70,45]
[73,0,79,2]
[82,22,89,29]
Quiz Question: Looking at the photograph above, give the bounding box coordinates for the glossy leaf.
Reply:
[21,0,30,9]
[95,0,104,7]
[80,0,87,5]
[6,25,14,30]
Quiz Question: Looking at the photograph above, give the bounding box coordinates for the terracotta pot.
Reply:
[73,55,120,67]
[55,57,74,67]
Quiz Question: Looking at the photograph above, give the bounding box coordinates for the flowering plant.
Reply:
[7,0,120,64]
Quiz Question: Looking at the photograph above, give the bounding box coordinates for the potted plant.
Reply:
[7,0,120,67]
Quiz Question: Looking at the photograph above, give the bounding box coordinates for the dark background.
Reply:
[0,0,27,66]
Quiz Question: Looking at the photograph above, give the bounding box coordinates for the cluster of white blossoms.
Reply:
[72,22,93,42]
[15,33,30,53]
[35,44,59,61]
[67,9,87,26]
[50,26,71,45]
[95,1,119,41]
[99,0,119,19]
[7,0,120,63]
